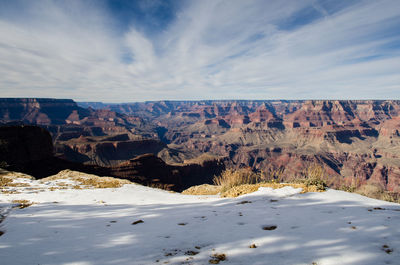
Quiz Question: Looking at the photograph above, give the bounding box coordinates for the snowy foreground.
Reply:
[1,178,400,265]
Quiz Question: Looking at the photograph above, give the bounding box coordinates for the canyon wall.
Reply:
[81,99,400,192]
[2,98,400,192]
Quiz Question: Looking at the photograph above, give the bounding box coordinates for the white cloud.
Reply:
[0,0,399,102]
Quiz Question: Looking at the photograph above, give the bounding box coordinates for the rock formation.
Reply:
[0,125,224,191]
[2,98,400,193]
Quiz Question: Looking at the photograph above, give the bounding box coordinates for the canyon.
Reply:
[1,98,400,193]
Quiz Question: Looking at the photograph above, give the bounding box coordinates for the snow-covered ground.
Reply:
[0,176,399,265]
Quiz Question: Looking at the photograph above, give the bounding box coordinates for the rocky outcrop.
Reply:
[56,135,167,167]
[0,125,224,191]
[0,98,84,125]
[0,98,155,140]
[110,153,225,191]
[0,125,108,177]
[0,125,53,169]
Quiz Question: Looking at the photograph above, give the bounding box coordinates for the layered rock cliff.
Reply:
[80,100,400,193]
[2,98,400,193]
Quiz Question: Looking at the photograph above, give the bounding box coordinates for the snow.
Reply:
[1,178,400,265]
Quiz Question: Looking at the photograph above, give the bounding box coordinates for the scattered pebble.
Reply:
[262,225,277,230]
[132,220,144,225]
[209,253,226,264]
[237,200,252,205]
[185,250,199,256]
[382,245,393,254]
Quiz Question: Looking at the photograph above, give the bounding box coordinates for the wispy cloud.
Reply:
[0,0,399,102]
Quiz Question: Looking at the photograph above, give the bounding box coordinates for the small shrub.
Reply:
[260,166,285,183]
[301,164,327,191]
[355,183,400,203]
[356,183,383,198]
[339,184,356,193]
[213,168,260,193]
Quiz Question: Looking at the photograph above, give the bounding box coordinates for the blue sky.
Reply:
[0,0,399,102]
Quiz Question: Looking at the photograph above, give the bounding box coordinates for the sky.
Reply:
[0,0,400,102]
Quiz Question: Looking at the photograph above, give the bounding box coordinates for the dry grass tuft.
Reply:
[299,164,328,191]
[0,169,34,179]
[0,176,13,187]
[6,182,31,188]
[186,167,326,198]
[221,184,260,197]
[213,168,260,193]
[1,190,21,194]
[0,169,34,188]
[75,177,129,189]
[182,184,221,195]
[148,182,175,190]
[41,170,131,189]
[259,166,285,183]
[220,182,322,198]
[12,199,34,209]
[355,183,400,203]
